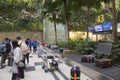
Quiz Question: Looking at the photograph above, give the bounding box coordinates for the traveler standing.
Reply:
[16,37,29,67]
[25,38,31,63]
[11,40,24,80]
[0,37,11,68]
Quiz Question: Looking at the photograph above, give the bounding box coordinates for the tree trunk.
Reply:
[53,13,57,45]
[112,0,118,43]
[63,0,69,42]
[86,2,90,41]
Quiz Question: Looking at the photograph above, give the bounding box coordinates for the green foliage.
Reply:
[111,44,120,64]
[68,39,84,50]
[57,39,85,50]
[75,41,95,54]
[67,40,77,50]
[117,10,120,22]
[0,0,117,33]
[57,39,85,53]
[0,0,43,31]
[57,41,68,48]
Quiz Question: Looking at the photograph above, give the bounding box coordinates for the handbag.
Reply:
[18,61,24,67]
[16,66,25,78]
[12,63,18,73]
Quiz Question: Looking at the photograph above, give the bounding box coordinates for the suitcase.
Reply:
[8,56,14,66]
[46,44,51,48]
[37,49,46,58]
[51,60,58,70]
[71,66,80,80]
[59,48,68,53]
[50,45,59,49]
[41,42,47,47]
[95,58,113,68]
[81,55,94,63]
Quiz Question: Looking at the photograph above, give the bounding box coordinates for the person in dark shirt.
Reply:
[31,40,38,53]
[0,37,11,68]
[25,38,31,63]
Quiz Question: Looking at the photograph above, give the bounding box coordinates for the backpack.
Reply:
[0,42,11,53]
[20,41,29,55]
[0,43,7,53]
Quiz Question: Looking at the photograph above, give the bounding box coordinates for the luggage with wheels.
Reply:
[59,48,68,53]
[95,58,113,68]
[81,55,94,63]
[70,66,80,80]
[51,60,58,70]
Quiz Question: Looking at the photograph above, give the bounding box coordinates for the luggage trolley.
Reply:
[41,53,59,72]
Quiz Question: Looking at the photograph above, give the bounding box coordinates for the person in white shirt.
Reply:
[11,40,24,80]
[16,36,29,66]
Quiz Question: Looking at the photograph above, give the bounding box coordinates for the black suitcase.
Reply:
[81,55,94,63]
[59,48,68,53]
[51,60,58,69]
[71,66,80,80]
[46,44,51,48]
[8,56,14,66]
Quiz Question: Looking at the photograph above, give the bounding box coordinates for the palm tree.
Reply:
[52,11,57,44]
[62,0,69,42]
[111,0,118,43]
[82,0,102,41]
[42,0,60,44]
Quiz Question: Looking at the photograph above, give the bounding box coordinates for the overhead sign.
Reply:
[93,30,112,34]
[88,27,94,32]
[92,23,112,34]
[102,23,112,31]
[95,25,103,32]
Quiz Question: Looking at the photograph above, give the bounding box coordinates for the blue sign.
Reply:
[102,23,112,31]
[88,27,95,32]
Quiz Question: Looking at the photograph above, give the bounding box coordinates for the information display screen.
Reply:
[90,23,112,34]
[94,25,103,32]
